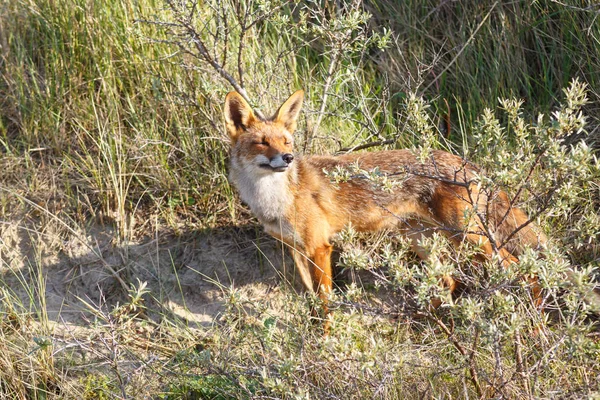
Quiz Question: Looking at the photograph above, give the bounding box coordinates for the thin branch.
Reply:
[236,0,251,88]
[497,150,547,230]
[426,312,484,397]
[221,1,229,68]
[421,1,498,94]
[336,139,396,154]
[165,0,265,119]
[305,45,343,152]
[497,185,558,251]
[514,329,532,398]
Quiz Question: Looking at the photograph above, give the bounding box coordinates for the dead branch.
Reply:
[164,0,266,119]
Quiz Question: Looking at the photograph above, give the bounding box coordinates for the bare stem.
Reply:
[305,46,342,152]
[426,312,484,397]
[514,329,532,398]
[165,0,265,119]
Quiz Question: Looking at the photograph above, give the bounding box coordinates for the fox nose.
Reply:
[282,153,294,164]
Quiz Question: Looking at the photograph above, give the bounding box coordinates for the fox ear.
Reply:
[224,92,255,141]
[273,90,304,133]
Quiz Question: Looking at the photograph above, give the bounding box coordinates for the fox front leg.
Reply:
[308,243,334,334]
[290,243,333,334]
[311,244,333,300]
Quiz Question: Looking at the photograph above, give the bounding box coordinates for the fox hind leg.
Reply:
[399,219,459,308]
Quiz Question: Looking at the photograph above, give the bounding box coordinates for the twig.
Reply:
[305,45,343,151]
[497,185,558,252]
[421,1,498,94]
[496,150,547,231]
[165,0,265,119]
[514,329,532,398]
[336,139,396,154]
[426,312,484,397]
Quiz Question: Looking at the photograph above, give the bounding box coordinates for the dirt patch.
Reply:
[0,217,301,328]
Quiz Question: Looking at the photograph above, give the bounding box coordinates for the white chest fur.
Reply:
[236,172,291,221]
[230,161,298,242]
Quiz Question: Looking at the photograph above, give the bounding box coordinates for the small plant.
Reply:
[334,80,600,398]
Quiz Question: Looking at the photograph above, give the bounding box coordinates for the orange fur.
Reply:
[224,90,547,327]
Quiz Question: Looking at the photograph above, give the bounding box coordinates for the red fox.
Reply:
[224,90,546,323]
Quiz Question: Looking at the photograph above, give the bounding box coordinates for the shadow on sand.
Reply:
[0,220,307,328]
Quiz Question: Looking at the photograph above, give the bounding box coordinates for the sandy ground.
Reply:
[0,216,304,329]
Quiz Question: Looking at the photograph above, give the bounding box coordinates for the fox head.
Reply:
[224,90,303,174]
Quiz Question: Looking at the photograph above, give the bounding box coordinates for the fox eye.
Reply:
[253,138,269,146]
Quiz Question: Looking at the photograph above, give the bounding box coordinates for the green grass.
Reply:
[0,0,599,398]
[370,0,600,142]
